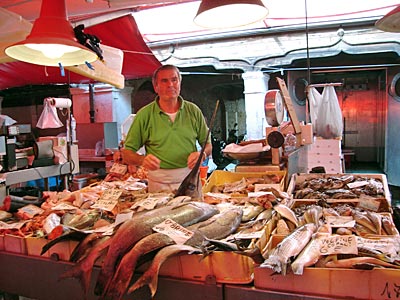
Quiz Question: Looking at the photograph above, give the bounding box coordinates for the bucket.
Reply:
[199,166,209,186]
[71,173,98,191]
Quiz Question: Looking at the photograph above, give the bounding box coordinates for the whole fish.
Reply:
[325,256,400,269]
[127,244,201,298]
[273,204,299,227]
[174,100,219,200]
[291,232,328,275]
[103,206,243,300]
[94,201,218,296]
[41,229,87,257]
[69,232,105,263]
[261,223,316,275]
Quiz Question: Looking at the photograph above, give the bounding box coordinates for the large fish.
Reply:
[103,206,243,300]
[59,235,112,296]
[261,223,316,275]
[41,229,87,257]
[291,232,327,275]
[127,244,201,298]
[94,201,218,296]
[174,100,219,200]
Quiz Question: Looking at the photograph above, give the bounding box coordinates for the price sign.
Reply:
[325,216,355,228]
[51,202,77,211]
[109,163,128,176]
[319,235,358,255]
[91,188,122,211]
[357,195,381,212]
[19,204,44,218]
[153,218,194,245]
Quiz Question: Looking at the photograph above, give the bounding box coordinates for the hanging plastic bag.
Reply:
[308,87,322,133]
[36,98,63,129]
[315,86,343,139]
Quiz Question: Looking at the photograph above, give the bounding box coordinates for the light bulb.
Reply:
[26,43,80,59]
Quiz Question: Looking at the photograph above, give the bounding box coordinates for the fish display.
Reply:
[102,206,243,300]
[93,201,218,296]
[261,223,317,274]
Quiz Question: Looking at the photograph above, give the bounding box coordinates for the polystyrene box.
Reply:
[254,266,400,300]
[158,252,255,284]
[26,237,50,258]
[287,173,392,212]
[4,234,27,254]
[0,234,4,251]
[203,170,287,193]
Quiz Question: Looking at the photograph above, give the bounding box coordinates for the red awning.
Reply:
[0,15,161,91]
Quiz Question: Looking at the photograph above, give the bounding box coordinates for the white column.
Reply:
[242,71,270,140]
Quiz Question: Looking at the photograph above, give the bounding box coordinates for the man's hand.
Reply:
[187,151,205,169]
[142,154,161,171]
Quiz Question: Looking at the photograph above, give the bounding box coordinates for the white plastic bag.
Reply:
[36,98,63,129]
[315,86,343,139]
[308,87,322,133]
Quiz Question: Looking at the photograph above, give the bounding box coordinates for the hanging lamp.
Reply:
[5,0,98,67]
[375,5,400,32]
[193,0,268,29]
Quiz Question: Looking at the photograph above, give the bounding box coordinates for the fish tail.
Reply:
[59,263,91,296]
[127,271,157,297]
[102,260,137,300]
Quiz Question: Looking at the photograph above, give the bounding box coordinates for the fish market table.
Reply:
[0,251,342,300]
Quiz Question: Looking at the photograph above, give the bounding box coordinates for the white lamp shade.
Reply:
[194,0,268,29]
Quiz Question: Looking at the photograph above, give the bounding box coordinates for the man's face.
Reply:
[153,68,181,100]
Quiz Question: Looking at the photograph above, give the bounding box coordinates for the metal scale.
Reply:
[235,78,310,172]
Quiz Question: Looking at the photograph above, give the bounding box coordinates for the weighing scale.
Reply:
[234,77,311,172]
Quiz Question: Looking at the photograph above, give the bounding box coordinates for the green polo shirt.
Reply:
[124,96,210,169]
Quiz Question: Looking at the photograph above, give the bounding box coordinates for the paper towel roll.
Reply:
[34,140,54,159]
[49,98,72,109]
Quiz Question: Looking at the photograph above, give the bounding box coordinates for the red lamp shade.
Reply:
[5,0,98,66]
[375,5,400,32]
[193,0,269,29]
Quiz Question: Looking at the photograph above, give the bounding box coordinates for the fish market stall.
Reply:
[0,165,398,300]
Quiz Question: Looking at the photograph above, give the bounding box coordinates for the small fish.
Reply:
[325,256,400,269]
[261,223,316,275]
[273,204,299,227]
[0,210,12,221]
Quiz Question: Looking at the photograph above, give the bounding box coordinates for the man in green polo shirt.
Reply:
[115,64,212,193]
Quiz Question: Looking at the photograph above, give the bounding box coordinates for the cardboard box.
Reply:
[0,234,4,251]
[26,236,50,258]
[4,234,27,254]
[203,170,286,194]
[287,173,392,212]
[254,266,400,300]
[255,231,400,299]
[158,251,255,284]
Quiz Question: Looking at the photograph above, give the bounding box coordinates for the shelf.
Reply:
[0,162,72,186]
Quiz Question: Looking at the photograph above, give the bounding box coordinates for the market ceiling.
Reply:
[0,0,398,91]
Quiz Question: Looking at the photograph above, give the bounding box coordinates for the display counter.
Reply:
[0,251,338,300]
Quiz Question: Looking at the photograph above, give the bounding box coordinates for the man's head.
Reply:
[152,65,182,100]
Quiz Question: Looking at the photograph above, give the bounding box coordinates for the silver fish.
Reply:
[94,201,218,296]
[261,223,317,274]
[291,232,327,275]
